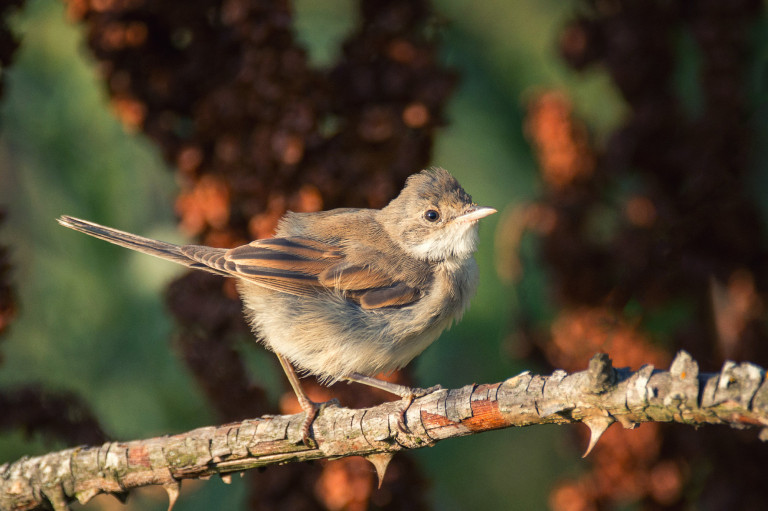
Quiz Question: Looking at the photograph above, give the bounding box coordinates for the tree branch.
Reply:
[3,351,767,511]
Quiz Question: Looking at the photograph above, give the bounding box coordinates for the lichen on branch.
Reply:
[2,351,767,511]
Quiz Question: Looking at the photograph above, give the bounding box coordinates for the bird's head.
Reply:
[380,168,496,262]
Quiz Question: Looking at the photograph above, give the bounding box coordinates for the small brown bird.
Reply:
[58,168,495,443]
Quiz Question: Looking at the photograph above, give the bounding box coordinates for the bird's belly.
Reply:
[237,281,460,383]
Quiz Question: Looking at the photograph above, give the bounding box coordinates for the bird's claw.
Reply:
[408,384,444,398]
[299,398,340,448]
[396,384,444,434]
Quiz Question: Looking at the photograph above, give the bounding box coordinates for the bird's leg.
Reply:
[344,373,443,433]
[344,373,443,397]
[276,353,325,448]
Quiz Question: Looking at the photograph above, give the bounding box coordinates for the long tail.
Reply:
[57,215,229,277]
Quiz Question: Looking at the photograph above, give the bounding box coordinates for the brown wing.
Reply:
[222,237,342,296]
[318,264,422,309]
[358,283,421,309]
[183,237,424,308]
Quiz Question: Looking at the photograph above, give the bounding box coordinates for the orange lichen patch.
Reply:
[464,398,509,431]
[420,410,456,429]
[175,175,231,236]
[421,385,509,433]
[548,307,669,372]
[525,91,595,189]
[315,458,374,511]
[127,446,151,468]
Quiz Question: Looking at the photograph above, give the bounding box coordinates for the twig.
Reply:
[2,351,767,511]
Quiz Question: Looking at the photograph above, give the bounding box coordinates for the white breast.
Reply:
[237,255,479,383]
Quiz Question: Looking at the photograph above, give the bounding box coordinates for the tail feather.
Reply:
[57,215,229,277]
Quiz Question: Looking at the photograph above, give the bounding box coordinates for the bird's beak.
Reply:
[456,206,497,224]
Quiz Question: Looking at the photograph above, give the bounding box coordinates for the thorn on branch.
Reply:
[5,357,768,510]
[164,480,181,511]
[716,360,764,406]
[752,375,768,416]
[665,350,700,407]
[41,485,69,511]
[582,415,615,457]
[670,350,698,380]
[364,452,395,488]
[75,487,100,505]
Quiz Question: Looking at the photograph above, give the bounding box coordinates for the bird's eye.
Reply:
[424,209,440,222]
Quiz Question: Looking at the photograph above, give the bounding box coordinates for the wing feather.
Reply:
[359,284,421,309]
[319,264,394,290]
[186,236,426,308]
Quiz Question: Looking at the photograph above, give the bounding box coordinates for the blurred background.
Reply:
[0,0,766,509]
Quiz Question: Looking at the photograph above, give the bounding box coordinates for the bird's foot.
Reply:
[407,384,444,398]
[298,399,340,448]
[397,384,444,434]
[341,373,445,435]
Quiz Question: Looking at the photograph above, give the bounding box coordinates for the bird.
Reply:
[58,167,496,444]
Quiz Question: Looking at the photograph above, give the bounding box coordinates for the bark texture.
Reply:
[2,351,767,511]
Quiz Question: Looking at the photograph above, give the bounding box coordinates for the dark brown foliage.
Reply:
[0,0,25,100]
[522,0,768,509]
[0,2,24,339]
[0,211,15,343]
[0,385,107,446]
[63,0,454,509]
